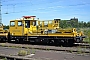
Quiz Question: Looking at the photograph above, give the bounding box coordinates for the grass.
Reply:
[18,50,28,56]
[77,46,82,54]
[69,48,73,53]
[0,43,35,56]
[1,43,6,47]
[46,47,50,51]
[78,28,90,44]
[2,58,7,60]
[18,48,35,56]
[18,49,31,56]
[84,30,90,44]
[27,49,30,55]
[31,48,35,54]
[15,46,22,48]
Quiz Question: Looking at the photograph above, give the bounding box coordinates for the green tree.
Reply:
[3,25,9,29]
[87,21,90,27]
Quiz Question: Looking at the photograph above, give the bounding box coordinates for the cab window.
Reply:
[10,21,15,26]
[33,21,36,26]
[18,21,22,26]
[25,20,30,28]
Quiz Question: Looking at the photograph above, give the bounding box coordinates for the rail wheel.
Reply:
[49,39,55,45]
[15,39,19,44]
[61,39,74,47]
[19,39,24,44]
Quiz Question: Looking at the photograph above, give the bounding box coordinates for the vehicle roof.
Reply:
[10,19,37,21]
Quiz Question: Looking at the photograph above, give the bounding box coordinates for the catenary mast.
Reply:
[0,0,2,26]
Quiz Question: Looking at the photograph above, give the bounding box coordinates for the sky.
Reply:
[1,0,90,25]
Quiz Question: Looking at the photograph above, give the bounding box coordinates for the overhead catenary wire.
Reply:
[1,0,90,14]
[2,0,90,7]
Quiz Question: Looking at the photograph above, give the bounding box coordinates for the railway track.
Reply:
[0,43,90,53]
[74,43,90,48]
[0,54,32,60]
[0,43,90,60]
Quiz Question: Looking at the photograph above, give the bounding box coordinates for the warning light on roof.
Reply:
[23,16,36,19]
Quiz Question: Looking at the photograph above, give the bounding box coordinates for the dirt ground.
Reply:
[0,46,90,60]
[32,50,90,60]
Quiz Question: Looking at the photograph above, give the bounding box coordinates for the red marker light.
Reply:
[23,16,36,19]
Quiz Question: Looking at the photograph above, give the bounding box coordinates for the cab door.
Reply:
[9,21,16,35]
[16,21,24,36]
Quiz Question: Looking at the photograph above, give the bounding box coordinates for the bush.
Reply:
[83,28,90,43]
[18,50,27,56]
[27,49,30,55]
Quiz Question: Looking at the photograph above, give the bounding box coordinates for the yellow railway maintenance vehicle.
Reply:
[6,16,85,46]
[0,24,8,42]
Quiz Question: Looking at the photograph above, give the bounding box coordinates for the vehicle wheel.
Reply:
[61,39,74,47]
[15,39,19,44]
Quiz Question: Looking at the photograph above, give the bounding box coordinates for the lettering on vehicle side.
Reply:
[12,30,20,32]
